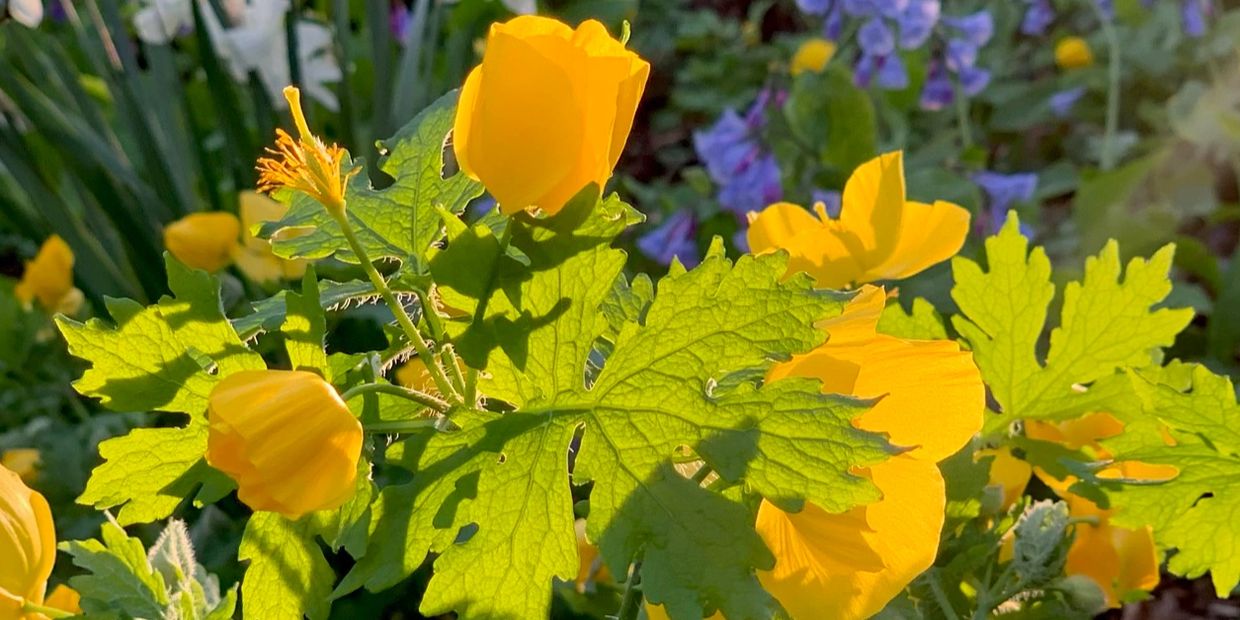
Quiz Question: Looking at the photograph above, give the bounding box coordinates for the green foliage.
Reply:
[951,213,1193,428]
[340,191,892,619]
[57,257,262,524]
[260,90,484,266]
[62,519,237,620]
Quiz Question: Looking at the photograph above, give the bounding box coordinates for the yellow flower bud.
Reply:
[453,15,651,216]
[791,38,836,76]
[15,236,80,313]
[41,585,81,616]
[206,370,363,519]
[0,450,39,484]
[164,212,241,273]
[0,464,55,620]
[1055,36,1094,70]
[231,191,309,284]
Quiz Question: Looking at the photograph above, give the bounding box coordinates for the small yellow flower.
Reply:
[15,236,82,315]
[754,286,984,620]
[0,463,56,620]
[0,450,39,485]
[1055,36,1094,70]
[206,370,363,519]
[1023,413,1174,607]
[747,151,970,289]
[790,38,836,76]
[164,212,241,273]
[257,86,358,216]
[41,585,81,616]
[453,15,650,216]
[230,191,309,284]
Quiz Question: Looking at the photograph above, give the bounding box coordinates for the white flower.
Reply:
[133,0,192,44]
[501,0,536,15]
[203,0,342,111]
[9,0,43,28]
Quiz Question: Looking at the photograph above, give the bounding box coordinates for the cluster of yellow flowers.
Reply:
[0,13,1151,620]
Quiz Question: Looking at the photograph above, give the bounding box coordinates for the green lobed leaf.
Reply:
[341,192,891,619]
[951,213,1193,427]
[62,521,170,619]
[231,279,379,341]
[282,267,330,379]
[1099,364,1240,595]
[238,513,336,620]
[259,90,483,265]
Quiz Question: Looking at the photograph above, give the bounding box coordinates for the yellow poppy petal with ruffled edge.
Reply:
[1063,494,1159,608]
[756,456,946,620]
[15,235,76,311]
[978,447,1032,510]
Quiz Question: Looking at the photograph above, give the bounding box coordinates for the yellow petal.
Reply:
[41,584,81,615]
[1055,36,1094,70]
[977,447,1031,511]
[756,456,946,620]
[1063,494,1158,607]
[15,236,75,312]
[206,370,363,519]
[873,200,970,280]
[769,287,984,462]
[0,463,55,619]
[790,38,836,76]
[164,212,241,273]
[746,202,823,256]
[837,151,908,264]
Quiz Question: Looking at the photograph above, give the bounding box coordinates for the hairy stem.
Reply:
[341,380,451,413]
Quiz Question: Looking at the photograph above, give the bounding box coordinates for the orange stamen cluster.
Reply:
[256,86,358,216]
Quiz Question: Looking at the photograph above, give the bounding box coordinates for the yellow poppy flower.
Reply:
[753,286,984,620]
[15,236,82,315]
[978,446,1032,511]
[40,585,80,616]
[0,463,56,620]
[791,38,836,75]
[1023,413,1173,607]
[164,212,242,273]
[0,450,39,485]
[746,152,970,289]
[453,15,650,216]
[1055,36,1094,70]
[206,370,363,519]
[230,191,309,284]
[257,87,358,216]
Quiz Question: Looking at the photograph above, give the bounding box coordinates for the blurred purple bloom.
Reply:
[812,189,843,218]
[1095,0,1114,20]
[1182,0,1207,37]
[391,6,412,43]
[974,171,1037,232]
[898,0,940,48]
[945,38,978,71]
[1021,0,1054,35]
[958,66,990,96]
[638,210,700,267]
[859,18,896,56]
[1049,86,1086,117]
[732,229,750,254]
[942,11,993,46]
[919,64,955,110]
[694,109,758,184]
[798,0,833,14]
[876,54,909,89]
[719,153,783,215]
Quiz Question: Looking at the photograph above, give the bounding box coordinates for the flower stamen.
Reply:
[256,86,358,217]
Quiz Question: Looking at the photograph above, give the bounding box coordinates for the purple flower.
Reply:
[945,38,978,72]
[638,210,700,267]
[1182,0,1207,37]
[718,153,783,215]
[1095,0,1114,20]
[693,110,758,184]
[942,11,993,46]
[797,0,833,15]
[974,171,1038,232]
[391,6,412,43]
[919,64,954,110]
[858,17,896,56]
[1021,0,1054,36]
[876,54,909,89]
[958,66,990,96]
[1049,87,1086,117]
[897,0,940,49]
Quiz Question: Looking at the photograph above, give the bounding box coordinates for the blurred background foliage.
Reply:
[1,0,1238,617]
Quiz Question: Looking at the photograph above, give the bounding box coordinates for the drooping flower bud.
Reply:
[206,370,363,519]
[164,212,241,273]
[0,463,56,619]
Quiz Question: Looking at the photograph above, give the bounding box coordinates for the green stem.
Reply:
[440,345,467,395]
[331,212,462,404]
[464,367,479,406]
[341,381,450,413]
[615,558,645,620]
[1095,4,1122,171]
[21,601,72,619]
[363,418,442,434]
[953,80,974,150]
[925,568,958,618]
